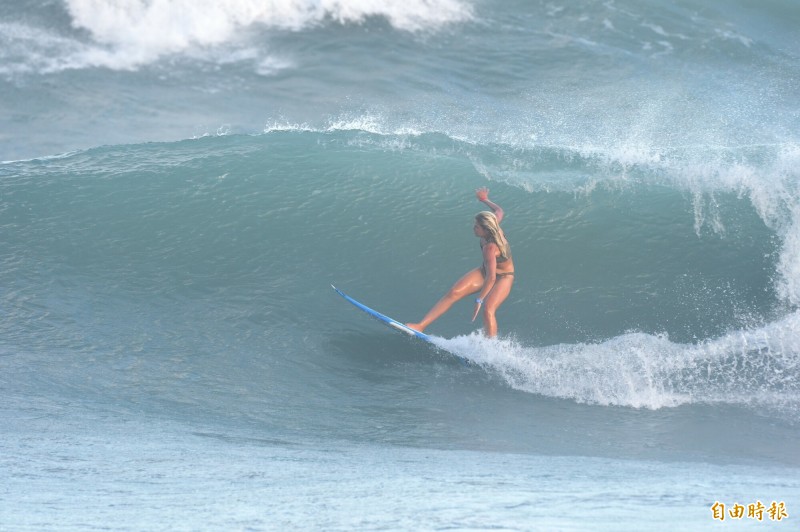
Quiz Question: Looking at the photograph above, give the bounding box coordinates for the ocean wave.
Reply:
[259,122,800,309]
[4,124,798,318]
[1,0,472,73]
[6,126,799,309]
[3,127,798,421]
[59,0,472,70]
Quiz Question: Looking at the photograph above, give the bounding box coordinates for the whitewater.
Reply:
[2,0,799,530]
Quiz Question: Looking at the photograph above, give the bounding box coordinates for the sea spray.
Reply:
[435,311,800,414]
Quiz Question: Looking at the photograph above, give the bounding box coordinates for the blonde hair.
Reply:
[475,211,510,259]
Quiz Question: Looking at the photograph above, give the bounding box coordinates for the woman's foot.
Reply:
[405,323,425,333]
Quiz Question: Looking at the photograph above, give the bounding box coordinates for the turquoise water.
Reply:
[2,0,799,529]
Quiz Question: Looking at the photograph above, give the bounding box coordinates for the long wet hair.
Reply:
[475,211,510,259]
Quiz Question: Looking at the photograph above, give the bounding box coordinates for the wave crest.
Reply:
[63,0,473,69]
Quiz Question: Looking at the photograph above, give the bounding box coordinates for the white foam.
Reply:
[714,27,753,48]
[61,0,472,69]
[434,332,691,410]
[0,21,93,75]
[676,144,800,306]
[264,114,425,137]
[433,311,800,414]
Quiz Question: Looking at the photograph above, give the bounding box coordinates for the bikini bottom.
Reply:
[480,266,515,278]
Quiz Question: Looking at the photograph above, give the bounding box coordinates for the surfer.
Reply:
[407,187,514,337]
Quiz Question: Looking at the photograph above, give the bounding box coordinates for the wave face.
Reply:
[1,0,799,467]
[2,130,799,433]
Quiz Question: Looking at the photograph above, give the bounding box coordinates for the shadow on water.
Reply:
[324,330,463,370]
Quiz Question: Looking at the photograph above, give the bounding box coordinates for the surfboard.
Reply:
[331,285,433,343]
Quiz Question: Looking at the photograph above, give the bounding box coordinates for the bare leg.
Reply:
[407,268,484,332]
[482,275,514,337]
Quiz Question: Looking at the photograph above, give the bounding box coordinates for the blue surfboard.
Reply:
[331,285,433,343]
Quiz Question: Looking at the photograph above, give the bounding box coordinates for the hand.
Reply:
[471,301,482,322]
[475,187,489,202]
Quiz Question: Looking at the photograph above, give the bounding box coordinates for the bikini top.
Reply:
[480,239,511,263]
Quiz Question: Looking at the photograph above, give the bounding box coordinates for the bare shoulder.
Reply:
[482,241,500,257]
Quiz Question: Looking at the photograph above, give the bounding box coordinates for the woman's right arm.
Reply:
[475,187,504,222]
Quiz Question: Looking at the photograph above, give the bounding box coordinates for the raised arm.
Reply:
[475,187,504,223]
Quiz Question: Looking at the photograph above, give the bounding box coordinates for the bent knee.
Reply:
[444,288,461,300]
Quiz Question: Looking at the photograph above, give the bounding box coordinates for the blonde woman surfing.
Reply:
[407,187,515,337]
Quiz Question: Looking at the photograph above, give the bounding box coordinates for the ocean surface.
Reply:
[2,0,799,530]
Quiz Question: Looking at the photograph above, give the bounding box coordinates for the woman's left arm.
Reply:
[472,244,498,322]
